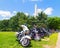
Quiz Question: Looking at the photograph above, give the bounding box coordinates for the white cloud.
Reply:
[0,10,17,20]
[37,8,53,15]
[44,7,53,15]
[37,8,42,13]
[0,10,11,17]
[34,7,53,16]
[13,11,17,14]
[33,8,42,16]
[2,17,10,20]
[24,12,29,16]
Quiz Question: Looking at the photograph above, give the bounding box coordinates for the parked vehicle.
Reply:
[16,24,50,46]
[16,25,31,47]
[39,27,50,38]
[30,28,41,41]
[16,31,31,47]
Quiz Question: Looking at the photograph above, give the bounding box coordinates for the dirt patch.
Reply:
[43,45,50,48]
[55,33,60,48]
[43,45,55,48]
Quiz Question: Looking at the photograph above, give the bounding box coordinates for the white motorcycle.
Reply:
[16,31,31,47]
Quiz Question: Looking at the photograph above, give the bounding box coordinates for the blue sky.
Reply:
[0,0,60,20]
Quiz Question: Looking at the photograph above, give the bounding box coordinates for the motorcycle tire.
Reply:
[20,38,30,47]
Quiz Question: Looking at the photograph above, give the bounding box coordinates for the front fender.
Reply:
[20,35,31,42]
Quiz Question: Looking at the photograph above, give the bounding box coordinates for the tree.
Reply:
[0,11,60,31]
[0,20,9,31]
[9,12,29,31]
[47,17,60,30]
[37,11,48,27]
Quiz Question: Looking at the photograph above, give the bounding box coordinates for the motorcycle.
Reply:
[30,28,41,41]
[16,31,31,47]
[39,27,50,38]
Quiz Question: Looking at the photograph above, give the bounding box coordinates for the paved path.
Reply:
[55,32,60,48]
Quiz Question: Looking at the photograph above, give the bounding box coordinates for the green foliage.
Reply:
[36,12,48,27]
[7,12,28,31]
[37,12,47,21]
[0,11,60,31]
[47,17,60,29]
[0,20,9,31]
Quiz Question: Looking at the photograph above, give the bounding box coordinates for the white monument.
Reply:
[34,4,42,18]
[34,4,37,17]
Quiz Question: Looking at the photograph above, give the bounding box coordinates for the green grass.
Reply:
[0,32,58,48]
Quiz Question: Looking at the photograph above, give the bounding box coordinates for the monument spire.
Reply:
[34,4,37,18]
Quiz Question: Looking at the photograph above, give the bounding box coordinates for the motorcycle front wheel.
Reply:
[20,38,30,47]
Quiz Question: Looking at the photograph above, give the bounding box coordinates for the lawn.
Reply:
[0,32,58,48]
